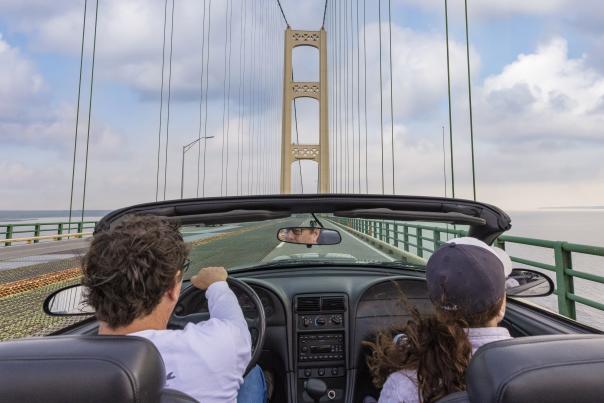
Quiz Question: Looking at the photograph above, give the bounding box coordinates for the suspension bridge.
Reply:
[1,0,604,340]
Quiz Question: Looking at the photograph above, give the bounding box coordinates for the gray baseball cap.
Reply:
[426,237,508,315]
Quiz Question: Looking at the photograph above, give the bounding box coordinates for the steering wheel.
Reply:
[168,278,266,377]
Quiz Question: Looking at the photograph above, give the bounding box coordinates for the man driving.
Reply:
[82,215,266,402]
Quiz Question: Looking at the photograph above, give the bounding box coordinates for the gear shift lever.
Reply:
[304,378,327,402]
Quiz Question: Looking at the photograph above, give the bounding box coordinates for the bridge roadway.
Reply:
[0,217,394,340]
[184,217,393,279]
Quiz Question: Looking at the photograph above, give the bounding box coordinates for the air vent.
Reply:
[296,297,320,312]
[321,296,345,312]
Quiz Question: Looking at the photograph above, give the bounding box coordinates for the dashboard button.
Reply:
[331,368,338,376]
[318,368,325,376]
[304,369,312,377]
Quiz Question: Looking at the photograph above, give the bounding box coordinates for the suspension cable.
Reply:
[388,0,395,194]
[163,0,175,200]
[202,0,213,197]
[220,0,231,196]
[356,0,361,193]
[68,0,87,233]
[444,0,455,198]
[363,0,368,193]
[80,0,99,222]
[465,0,477,200]
[322,0,328,28]
[276,0,290,28]
[378,0,385,194]
[236,0,246,196]
[156,0,168,201]
[349,0,356,193]
[196,0,208,197]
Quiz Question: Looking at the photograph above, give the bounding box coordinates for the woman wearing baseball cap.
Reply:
[366,237,513,403]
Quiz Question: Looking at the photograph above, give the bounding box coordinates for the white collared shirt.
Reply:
[130,281,251,403]
[378,327,511,403]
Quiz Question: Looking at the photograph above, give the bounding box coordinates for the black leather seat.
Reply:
[0,335,198,403]
[438,334,604,403]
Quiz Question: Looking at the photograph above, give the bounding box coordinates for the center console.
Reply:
[294,294,347,402]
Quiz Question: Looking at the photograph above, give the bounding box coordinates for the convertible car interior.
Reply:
[2,195,602,403]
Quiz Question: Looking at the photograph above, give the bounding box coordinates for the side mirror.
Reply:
[277,227,342,246]
[43,284,95,316]
[506,268,554,298]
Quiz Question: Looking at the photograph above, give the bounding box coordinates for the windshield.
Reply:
[181,214,469,278]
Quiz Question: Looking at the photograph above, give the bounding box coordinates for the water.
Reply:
[0,210,109,224]
[504,209,604,330]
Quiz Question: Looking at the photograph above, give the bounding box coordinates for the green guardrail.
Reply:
[334,217,604,322]
[0,221,97,247]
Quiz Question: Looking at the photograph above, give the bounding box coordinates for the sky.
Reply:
[0,0,603,211]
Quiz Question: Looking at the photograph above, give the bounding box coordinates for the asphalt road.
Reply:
[185,217,393,278]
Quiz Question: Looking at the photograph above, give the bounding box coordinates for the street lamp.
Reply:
[181,136,214,199]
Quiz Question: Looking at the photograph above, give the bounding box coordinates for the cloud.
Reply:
[476,37,604,146]
[400,0,567,19]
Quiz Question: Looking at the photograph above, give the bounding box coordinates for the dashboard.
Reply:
[175,266,433,403]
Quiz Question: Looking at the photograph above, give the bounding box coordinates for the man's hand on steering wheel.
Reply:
[191,266,228,290]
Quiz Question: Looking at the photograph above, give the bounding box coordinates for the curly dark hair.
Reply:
[82,215,190,329]
[365,296,503,403]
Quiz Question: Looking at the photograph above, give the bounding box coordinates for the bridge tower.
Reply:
[280,29,329,193]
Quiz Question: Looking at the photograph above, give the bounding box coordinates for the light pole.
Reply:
[181,136,214,198]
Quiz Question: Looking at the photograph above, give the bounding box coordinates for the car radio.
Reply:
[298,332,344,362]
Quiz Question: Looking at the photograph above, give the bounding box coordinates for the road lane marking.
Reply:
[276,242,285,248]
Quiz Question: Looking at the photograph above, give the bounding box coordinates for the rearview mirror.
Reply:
[277,227,342,246]
[506,268,554,298]
[43,284,95,316]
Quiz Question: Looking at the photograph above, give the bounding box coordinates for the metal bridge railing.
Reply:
[334,217,604,322]
[0,221,97,246]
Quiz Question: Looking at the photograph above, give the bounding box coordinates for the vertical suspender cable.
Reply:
[363,0,368,193]
[465,0,476,200]
[343,0,349,193]
[202,0,213,197]
[236,0,245,195]
[80,0,99,223]
[388,0,395,194]
[334,0,339,192]
[355,0,361,193]
[444,0,455,198]
[196,0,208,197]
[378,0,385,194]
[163,0,175,200]
[442,126,448,197]
[349,0,356,193]
[68,0,87,234]
[293,72,304,193]
[156,0,168,201]
[220,0,229,195]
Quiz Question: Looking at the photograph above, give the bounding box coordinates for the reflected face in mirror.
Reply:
[506,269,554,298]
[277,227,342,246]
[279,228,321,245]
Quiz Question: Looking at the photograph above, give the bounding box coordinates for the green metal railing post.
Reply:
[33,224,41,244]
[77,222,84,238]
[378,221,384,241]
[495,238,506,250]
[417,228,424,258]
[554,242,576,319]
[57,223,64,238]
[5,225,12,246]
[403,225,409,252]
[393,223,399,247]
[434,229,441,250]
